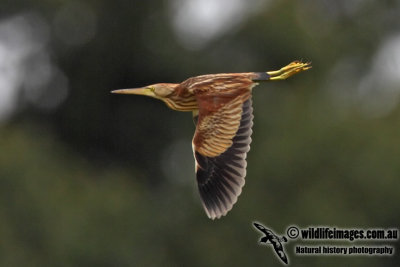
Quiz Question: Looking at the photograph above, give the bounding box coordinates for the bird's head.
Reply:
[111,83,177,100]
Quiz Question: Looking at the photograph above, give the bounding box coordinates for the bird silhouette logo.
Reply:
[253,222,289,265]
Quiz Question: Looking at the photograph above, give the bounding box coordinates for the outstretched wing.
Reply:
[272,243,289,264]
[192,92,254,219]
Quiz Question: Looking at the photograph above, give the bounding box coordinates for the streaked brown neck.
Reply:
[162,84,198,112]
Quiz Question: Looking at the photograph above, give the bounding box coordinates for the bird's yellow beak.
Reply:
[111,87,155,96]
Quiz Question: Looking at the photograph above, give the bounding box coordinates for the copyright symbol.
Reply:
[287,226,299,239]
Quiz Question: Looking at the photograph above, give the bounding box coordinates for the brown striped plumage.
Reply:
[112,61,311,219]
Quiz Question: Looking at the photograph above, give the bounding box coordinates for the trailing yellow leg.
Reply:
[267,61,312,80]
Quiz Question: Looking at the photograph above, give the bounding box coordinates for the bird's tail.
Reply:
[253,61,311,81]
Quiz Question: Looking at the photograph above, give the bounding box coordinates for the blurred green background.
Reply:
[0,0,399,266]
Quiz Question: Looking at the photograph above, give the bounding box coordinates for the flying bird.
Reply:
[112,61,311,219]
[253,222,289,264]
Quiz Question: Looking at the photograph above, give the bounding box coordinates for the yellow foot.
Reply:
[267,61,311,80]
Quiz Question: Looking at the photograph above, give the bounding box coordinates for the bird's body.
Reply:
[112,61,311,219]
[150,73,256,112]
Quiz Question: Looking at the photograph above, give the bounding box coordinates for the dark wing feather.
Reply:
[273,243,289,264]
[194,98,253,219]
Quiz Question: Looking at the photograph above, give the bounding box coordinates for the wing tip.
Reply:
[200,179,246,220]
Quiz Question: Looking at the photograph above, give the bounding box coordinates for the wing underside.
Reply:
[193,98,253,219]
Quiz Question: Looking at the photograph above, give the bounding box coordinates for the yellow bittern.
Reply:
[112,61,311,220]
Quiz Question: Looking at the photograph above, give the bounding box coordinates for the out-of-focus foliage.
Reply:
[0,0,399,266]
